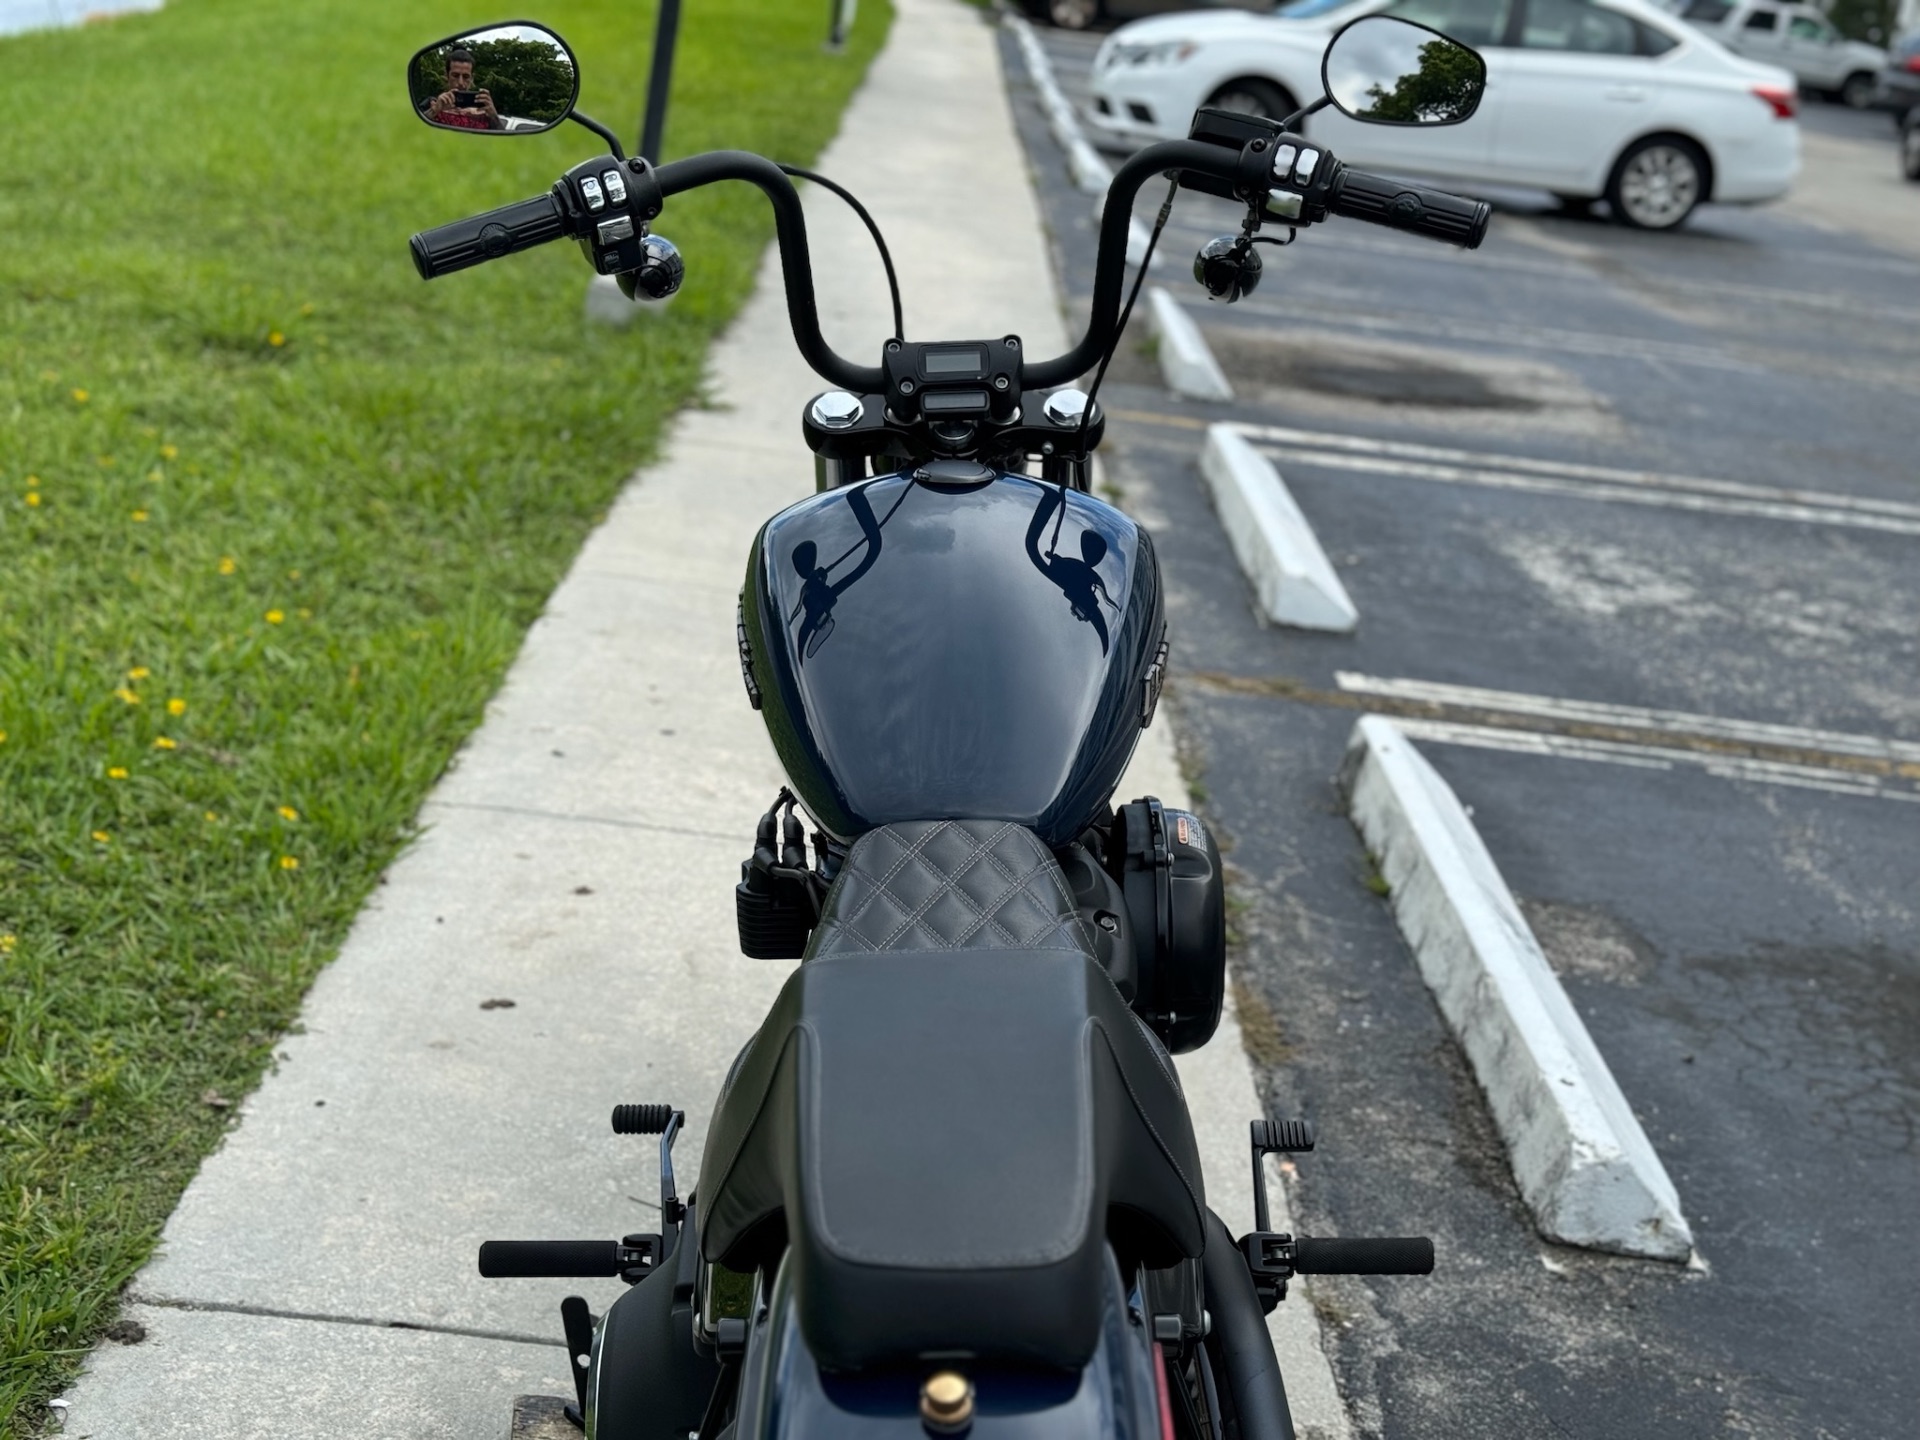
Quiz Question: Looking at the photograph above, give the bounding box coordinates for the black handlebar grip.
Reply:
[1328,167,1490,250]
[477,1240,623,1278]
[410,193,567,280]
[1292,1236,1435,1275]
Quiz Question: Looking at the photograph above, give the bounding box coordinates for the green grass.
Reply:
[0,0,889,1430]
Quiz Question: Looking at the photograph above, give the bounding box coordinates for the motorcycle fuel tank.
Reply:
[741,469,1164,847]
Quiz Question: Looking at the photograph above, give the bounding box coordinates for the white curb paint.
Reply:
[1147,286,1234,403]
[1201,425,1357,632]
[1341,716,1694,1262]
[1,0,160,37]
[1010,12,1157,268]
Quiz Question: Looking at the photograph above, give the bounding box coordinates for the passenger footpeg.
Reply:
[613,1103,686,1227]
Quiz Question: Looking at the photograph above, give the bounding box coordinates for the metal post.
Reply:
[638,0,683,163]
[825,0,857,52]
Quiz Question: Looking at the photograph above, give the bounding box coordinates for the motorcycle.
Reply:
[404,14,1491,1439]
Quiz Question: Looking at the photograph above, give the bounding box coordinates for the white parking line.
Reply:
[1334,673,1920,766]
[1234,423,1920,537]
[1387,716,1920,803]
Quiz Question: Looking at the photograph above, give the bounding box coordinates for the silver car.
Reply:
[1676,0,1886,106]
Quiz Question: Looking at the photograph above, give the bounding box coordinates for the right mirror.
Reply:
[1320,16,1487,127]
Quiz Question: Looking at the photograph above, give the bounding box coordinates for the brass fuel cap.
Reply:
[919,1370,975,1434]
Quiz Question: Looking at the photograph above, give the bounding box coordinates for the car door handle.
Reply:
[1604,85,1648,101]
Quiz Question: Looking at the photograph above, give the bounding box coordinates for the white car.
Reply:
[1086,0,1800,229]
[1673,0,1885,109]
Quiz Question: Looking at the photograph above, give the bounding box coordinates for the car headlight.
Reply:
[1110,40,1199,66]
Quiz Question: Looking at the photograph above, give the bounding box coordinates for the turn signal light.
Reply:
[1904,55,1920,73]
[1752,84,1798,118]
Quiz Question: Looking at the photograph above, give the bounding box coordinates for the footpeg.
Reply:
[1242,1117,1317,1313]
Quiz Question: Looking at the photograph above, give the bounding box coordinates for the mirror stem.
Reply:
[1278,94,1331,134]
[568,109,627,161]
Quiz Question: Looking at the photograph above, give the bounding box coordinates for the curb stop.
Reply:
[1342,715,1695,1262]
[1200,425,1357,632]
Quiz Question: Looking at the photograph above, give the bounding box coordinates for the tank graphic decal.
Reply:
[1025,486,1119,655]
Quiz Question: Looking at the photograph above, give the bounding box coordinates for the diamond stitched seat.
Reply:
[808,818,1096,955]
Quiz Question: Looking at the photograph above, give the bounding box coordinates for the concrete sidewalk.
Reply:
[61,2,1347,1435]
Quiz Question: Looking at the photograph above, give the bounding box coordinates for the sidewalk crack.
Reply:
[128,1293,561,1349]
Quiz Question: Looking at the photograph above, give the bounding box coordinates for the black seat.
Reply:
[696,822,1206,1373]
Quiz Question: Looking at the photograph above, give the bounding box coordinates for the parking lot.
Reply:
[1006,24,1919,1440]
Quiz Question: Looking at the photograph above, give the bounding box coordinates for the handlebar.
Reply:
[408,136,1486,392]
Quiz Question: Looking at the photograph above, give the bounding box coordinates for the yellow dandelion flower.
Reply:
[148,468,164,483]
[265,609,285,625]
[107,766,129,780]
[268,331,286,347]
[288,569,301,580]
[98,455,114,467]
[161,444,179,460]
[71,388,89,403]
[277,806,300,823]
[279,855,301,870]
[0,731,8,745]
[204,811,219,823]
[217,556,237,576]
[153,736,177,750]
[92,830,111,844]
[297,607,313,620]
[128,666,151,680]
[25,492,39,507]
[114,687,141,705]
[131,510,150,522]
[167,697,187,716]
[0,934,15,955]
[299,302,316,316]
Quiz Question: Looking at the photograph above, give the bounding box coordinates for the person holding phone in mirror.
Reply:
[423,47,501,130]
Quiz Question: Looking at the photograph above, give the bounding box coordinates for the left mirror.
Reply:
[408,23,578,135]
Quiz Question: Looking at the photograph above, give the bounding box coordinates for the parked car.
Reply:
[1085,0,1800,229]
[1874,29,1920,115]
[1903,104,1920,176]
[1676,0,1886,107]
[1017,0,1270,33]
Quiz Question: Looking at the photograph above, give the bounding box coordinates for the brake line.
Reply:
[777,163,905,342]
[1076,176,1180,459]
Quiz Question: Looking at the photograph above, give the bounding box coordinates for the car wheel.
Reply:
[1047,0,1102,29]
[1841,72,1877,110]
[1607,137,1706,231]
[1902,122,1920,181]
[1205,77,1296,125]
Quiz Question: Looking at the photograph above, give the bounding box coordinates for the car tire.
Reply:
[1047,0,1103,29]
[1841,72,1877,110]
[1205,77,1297,125]
[1902,120,1920,182]
[1606,136,1707,231]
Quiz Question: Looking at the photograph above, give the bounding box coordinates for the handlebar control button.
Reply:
[1295,149,1321,183]
[580,176,606,213]
[596,216,636,245]
[1272,143,1298,180]
[1043,388,1091,427]
[602,170,629,206]
[810,391,863,429]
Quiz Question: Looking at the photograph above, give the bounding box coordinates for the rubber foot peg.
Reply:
[611,1103,674,1135]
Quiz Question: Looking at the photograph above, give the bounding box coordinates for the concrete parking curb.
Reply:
[1201,424,1357,632]
[1148,286,1234,402]
[1341,715,1695,1262]
[1005,12,1156,266]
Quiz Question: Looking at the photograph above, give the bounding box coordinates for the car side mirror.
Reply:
[408,23,579,135]
[1320,15,1487,127]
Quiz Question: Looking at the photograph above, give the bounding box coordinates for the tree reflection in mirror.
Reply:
[408,24,579,134]
[1321,16,1486,127]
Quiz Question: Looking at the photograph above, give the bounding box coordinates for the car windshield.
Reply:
[1275,0,1368,18]
[1680,0,1734,20]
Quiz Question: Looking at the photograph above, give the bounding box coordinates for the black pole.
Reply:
[825,0,854,51]
[638,0,683,163]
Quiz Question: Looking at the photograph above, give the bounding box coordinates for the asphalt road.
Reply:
[1002,24,1920,1440]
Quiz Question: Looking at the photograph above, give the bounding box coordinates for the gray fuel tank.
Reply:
[740,468,1164,846]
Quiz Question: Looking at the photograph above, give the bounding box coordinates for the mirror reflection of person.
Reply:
[1026,487,1115,655]
[789,488,886,662]
[424,47,501,130]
